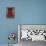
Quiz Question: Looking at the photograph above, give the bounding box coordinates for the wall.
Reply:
[0,0,46,44]
[0,0,18,44]
[17,0,46,24]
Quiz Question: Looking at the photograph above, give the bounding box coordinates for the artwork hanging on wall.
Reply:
[6,7,15,18]
[18,25,46,41]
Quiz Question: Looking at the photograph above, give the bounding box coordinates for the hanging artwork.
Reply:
[18,25,46,41]
[6,7,15,18]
